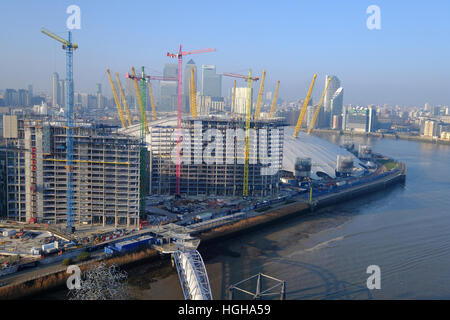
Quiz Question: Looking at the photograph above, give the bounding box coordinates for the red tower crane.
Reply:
[167,45,216,195]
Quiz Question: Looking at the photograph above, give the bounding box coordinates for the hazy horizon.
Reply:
[1,0,449,107]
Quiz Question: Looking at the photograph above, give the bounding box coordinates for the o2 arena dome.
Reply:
[282,127,362,179]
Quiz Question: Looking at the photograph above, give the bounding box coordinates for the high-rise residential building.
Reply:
[160,63,178,112]
[18,89,28,107]
[52,72,59,107]
[183,59,197,113]
[329,87,344,126]
[3,117,141,226]
[233,87,253,115]
[323,75,341,127]
[4,89,18,106]
[201,65,222,98]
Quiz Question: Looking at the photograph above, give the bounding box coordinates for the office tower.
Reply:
[368,105,377,133]
[160,63,178,112]
[183,59,197,113]
[52,72,59,107]
[96,83,102,109]
[18,89,28,106]
[344,106,369,132]
[201,65,222,98]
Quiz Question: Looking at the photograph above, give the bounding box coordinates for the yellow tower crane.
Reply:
[131,66,149,134]
[293,73,317,138]
[269,80,280,118]
[189,67,197,118]
[115,72,133,126]
[147,79,157,121]
[307,76,331,134]
[106,69,127,128]
[243,69,253,197]
[254,69,266,119]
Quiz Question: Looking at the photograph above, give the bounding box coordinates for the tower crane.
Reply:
[116,72,133,126]
[106,69,127,128]
[307,77,331,135]
[130,67,149,135]
[243,70,253,197]
[293,73,317,138]
[126,71,177,122]
[167,45,216,195]
[254,69,266,119]
[269,80,280,118]
[222,71,258,196]
[41,27,77,232]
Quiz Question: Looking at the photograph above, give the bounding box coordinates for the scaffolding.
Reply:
[14,120,142,227]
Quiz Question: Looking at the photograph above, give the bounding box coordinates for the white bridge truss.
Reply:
[173,249,213,300]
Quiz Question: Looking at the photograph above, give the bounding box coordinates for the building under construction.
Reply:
[147,116,285,197]
[2,116,141,227]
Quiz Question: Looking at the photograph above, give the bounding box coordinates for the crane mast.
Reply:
[269,80,280,118]
[131,66,149,135]
[166,45,216,195]
[243,69,253,197]
[189,67,197,118]
[147,79,157,120]
[293,73,317,138]
[106,69,127,128]
[116,72,133,126]
[254,69,266,119]
[41,28,77,232]
[307,76,331,134]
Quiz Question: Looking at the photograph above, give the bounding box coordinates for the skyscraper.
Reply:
[58,79,65,108]
[52,72,59,107]
[183,59,197,113]
[329,87,344,126]
[160,63,178,112]
[323,75,341,127]
[96,83,102,109]
[201,65,222,98]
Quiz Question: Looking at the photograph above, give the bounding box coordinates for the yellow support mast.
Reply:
[254,69,266,119]
[293,73,317,138]
[106,69,127,128]
[243,69,252,197]
[269,80,280,118]
[307,76,331,134]
[190,67,197,118]
[231,80,236,117]
[115,72,133,126]
[147,79,157,121]
[131,66,149,134]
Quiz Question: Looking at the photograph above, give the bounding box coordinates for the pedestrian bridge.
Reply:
[173,249,213,300]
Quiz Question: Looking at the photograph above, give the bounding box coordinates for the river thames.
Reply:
[128,134,450,300]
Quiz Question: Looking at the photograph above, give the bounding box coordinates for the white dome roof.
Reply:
[283,127,361,179]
